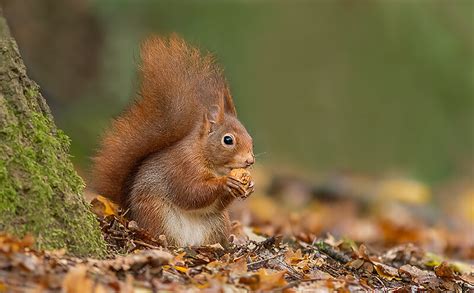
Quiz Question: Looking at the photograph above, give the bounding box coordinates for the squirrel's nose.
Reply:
[245,154,255,167]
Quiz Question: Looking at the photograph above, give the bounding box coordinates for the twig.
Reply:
[282,277,329,290]
[108,236,127,241]
[133,240,161,250]
[313,241,351,264]
[274,259,304,280]
[247,253,283,270]
[374,275,387,291]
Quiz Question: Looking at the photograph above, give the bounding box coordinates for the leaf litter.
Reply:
[1,171,473,292]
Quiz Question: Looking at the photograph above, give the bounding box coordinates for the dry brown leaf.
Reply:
[373,262,400,281]
[460,273,474,285]
[256,268,288,290]
[0,234,34,255]
[238,274,260,290]
[434,261,456,279]
[229,257,248,274]
[356,244,372,261]
[238,269,288,290]
[91,195,118,217]
[284,249,304,265]
[62,265,94,293]
[171,252,186,266]
[209,243,225,251]
[95,249,172,272]
[361,261,374,274]
[324,233,344,247]
[347,259,365,270]
[243,227,266,243]
[399,264,438,285]
[13,253,40,273]
[306,269,332,280]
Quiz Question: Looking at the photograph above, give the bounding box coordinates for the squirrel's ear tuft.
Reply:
[223,91,237,116]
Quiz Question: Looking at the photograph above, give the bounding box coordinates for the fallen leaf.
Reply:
[171,252,186,266]
[91,195,118,217]
[460,273,474,285]
[373,262,400,281]
[347,259,365,270]
[62,265,94,293]
[256,268,288,290]
[434,262,456,279]
[209,243,225,251]
[174,266,188,273]
[229,257,248,274]
[238,269,287,290]
[243,227,266,243]
[238,274,260,290]
[399,264,438,285]
[306,269,332,280]
[362,261,374,274]
[284,249,304,265]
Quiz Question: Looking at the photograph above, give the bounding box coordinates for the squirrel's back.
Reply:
[91,35,234,206]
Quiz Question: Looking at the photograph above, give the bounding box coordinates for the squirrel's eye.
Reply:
[222,134,234,146]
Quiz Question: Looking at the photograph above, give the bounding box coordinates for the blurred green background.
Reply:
[2,0,473,183]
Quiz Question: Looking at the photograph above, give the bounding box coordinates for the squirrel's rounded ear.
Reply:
[201,106,221,136]
[201,113,212,136]
[208,104,224,125]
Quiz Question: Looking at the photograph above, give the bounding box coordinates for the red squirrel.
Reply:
[92,35,255,246]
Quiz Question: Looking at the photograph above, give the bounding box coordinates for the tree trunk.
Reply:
[0,10,105,257]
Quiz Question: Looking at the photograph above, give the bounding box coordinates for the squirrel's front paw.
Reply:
[226,168,254,199]
[226,176,254,199]
[244,180,255,199]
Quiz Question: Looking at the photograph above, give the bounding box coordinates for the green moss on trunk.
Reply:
[0,12,105,257]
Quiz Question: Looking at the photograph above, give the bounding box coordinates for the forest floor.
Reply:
[1,168,473,292]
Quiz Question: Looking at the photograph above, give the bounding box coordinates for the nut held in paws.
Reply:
[229,168,252,188]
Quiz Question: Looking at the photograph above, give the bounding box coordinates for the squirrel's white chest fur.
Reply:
[163,203,218,246]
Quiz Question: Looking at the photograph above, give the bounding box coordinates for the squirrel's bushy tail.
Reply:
[91,35,232,206]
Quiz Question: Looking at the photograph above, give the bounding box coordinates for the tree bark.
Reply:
[0,10,105,257]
